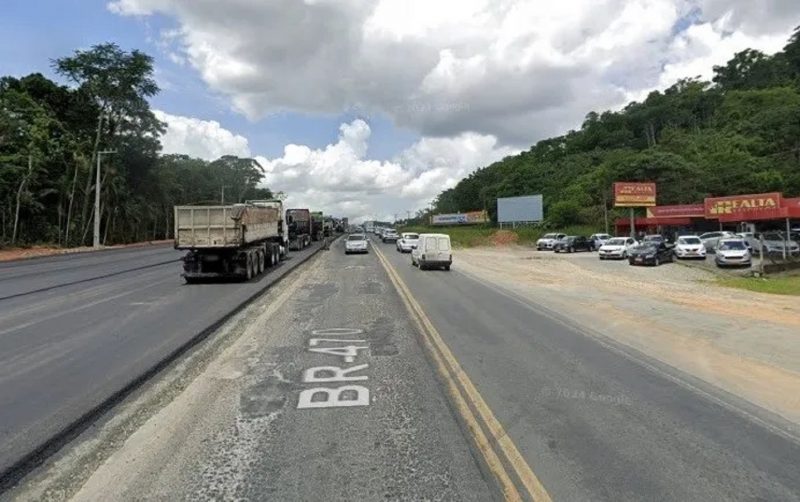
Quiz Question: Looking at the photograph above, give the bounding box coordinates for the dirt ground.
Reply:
[455,246,800,426]
[0,240,171,262]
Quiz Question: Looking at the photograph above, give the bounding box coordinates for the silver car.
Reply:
[344,233,369,254]
[715,239,751,268]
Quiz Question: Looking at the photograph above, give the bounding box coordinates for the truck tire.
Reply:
[245,254,254,280]
[258,250,265,274]
[272,245,279,266]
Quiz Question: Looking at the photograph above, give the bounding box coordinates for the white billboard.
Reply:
[497,195,543,223]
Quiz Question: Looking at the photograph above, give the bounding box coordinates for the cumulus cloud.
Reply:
[255,119,516,221]
[154,109,251,160]
[111,0,800,146]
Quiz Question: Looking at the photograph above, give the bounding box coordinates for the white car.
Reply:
[536,233,566,251]
[715,239,751,267]
[673,235,707,260]
[412,233,452,270]
[589,233,612,250]
[396,232,419,253]
[344,233,369,254]
[597,237,637,260]
[699,231,736,251]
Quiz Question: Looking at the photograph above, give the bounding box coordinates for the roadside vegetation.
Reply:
[399,225,602,248]
[717,275,800,296]
[427,27,800,229]
[1,43,269,249]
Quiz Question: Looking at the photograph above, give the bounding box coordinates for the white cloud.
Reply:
[154,109,251,160]
[256,119,516,220]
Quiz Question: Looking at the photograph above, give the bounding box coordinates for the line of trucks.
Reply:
[173,200,346,283]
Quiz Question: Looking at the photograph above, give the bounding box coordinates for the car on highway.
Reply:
[715,238,752,268]
[554,235,592,253]
[628,242,674,266]
[382,229,399,243]
[699,231,736,252]
[396,232,419,253]
[344,233,369,254]
[673,235,707,260]
[536,233,566,251]
[412,233,452,270]
[597,237,637,260]
[589,233,612,250]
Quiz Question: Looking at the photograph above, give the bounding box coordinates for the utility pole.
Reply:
[93,149,117,248]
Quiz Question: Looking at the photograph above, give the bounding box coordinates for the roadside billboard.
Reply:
[646,204,704,218]
[705,192,783,221]
[497,195,543,223]
[614,182,657,207]
[431,210,489,225]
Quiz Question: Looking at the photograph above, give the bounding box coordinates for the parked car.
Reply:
[554,235,593,253]
[344,233,369,254]
[699,231,737,252]
[642,234,666,245]
[412,233,452,270]
[761,232,800,256]
[589,233,612,250]
[673,235,706,260]
[397,232,420,252]
[535,233,566,251]
[598,237,637,260]
[628,242,674,266]
[382,229,399,243]
[715,239,751,268]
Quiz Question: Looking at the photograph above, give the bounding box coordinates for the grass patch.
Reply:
[717,275,800,296]
[398,224,603,248]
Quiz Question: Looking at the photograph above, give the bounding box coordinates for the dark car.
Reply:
[628,242,674,266]
[554,235,593,253]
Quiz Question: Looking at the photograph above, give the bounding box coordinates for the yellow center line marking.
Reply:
[372,244,552,502]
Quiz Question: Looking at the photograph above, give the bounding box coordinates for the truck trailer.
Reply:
[174,203,284,282]
[311,211,324,241]
[286,208,312,250]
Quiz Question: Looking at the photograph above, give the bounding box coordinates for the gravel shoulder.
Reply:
[455,246,800,426]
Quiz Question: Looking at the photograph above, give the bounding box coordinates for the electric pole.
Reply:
[93,149,117,248]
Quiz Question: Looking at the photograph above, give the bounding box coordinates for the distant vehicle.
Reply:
[310,211,325,241]
[642,234,666,245]
[286,208,312,251]
[554,235,592,253]
[344,233,369,254]
[397,232,419,253]
[628,242,674,266]
[382,229,399,243]
[699,231,736,251]
[715,239,751,268]
[536,233,566,251]
[598,237,637,260]
[412,233,452,270]
[760,232,800,256]
[673,235,706,260]
[589,233,612,250]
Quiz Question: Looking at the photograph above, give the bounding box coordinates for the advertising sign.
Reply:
[646,204,704,218]
[614,182,656,207]
[431,210,489,225]
[704,192,783,221]
[497,195,543,223]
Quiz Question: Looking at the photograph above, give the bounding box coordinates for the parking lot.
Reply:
[453,245,800,426]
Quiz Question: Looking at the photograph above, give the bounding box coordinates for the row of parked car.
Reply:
[535,230,800,268]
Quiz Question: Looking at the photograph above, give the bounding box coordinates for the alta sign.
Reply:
[614,182,656,207]
[704,192,783,219]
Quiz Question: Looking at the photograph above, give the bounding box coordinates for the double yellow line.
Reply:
[372,245,552,502]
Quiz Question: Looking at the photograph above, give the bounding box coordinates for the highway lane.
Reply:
[375,237,800,501]
[0,242,323,479]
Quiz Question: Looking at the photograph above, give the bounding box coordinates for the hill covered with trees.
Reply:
[0,43,268,247]
[433,27,800,227]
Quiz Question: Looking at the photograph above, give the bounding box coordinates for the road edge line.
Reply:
[373,244,551,502]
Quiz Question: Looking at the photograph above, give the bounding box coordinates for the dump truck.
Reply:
[323,216,334,237]
[174,203,284,282]
[286,208,312,250]
[311,211,324,241]
[248,199,289,259]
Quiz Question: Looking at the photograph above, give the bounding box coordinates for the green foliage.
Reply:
[433,28,800,228]
[717,275,800,296]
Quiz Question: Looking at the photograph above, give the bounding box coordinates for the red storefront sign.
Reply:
[705,192,784,221]
[614,182,656,207]
[646,204,705,218]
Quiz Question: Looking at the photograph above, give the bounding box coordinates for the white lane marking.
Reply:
[308,338,366,346]
[297,386,370,409]
[308,345,369,363]
[303,364,370,383]
[311,328,364,336]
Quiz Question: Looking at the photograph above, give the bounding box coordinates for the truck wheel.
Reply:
[245,255,254,280]
[272,246,279,265]
[258,250,265,274]
[444,264,451,271]
[184,276,198,284]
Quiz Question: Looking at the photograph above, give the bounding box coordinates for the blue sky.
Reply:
[0,0,417,160]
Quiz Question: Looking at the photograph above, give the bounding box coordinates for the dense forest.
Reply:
[434,27,800,227]
[0,43,269,247]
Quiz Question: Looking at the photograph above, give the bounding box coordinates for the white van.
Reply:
[411,233,452,270]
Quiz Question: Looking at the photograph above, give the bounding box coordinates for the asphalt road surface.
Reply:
[0,242,323,480]
[4,236,800,501]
